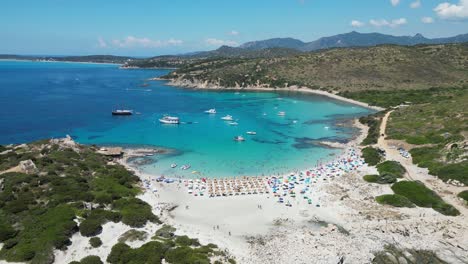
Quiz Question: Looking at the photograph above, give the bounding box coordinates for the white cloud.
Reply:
[421,16,434,23]
[350,20,365,27]
[410,0,421,8]
[110,36,183,48]
[205,38,238,47]
[228,30,239,36]
[434,0,468,20]
[369,18,407,28]
[391,0,400,6]
[97,37,107,48]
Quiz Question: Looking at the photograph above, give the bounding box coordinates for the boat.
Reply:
[171,163,177,168]
[112,109,133,116]
[277,111,286,116]
[221,115,233,121]
[159,115,180,124]
[181,164,191,170]
[246,131,257,135]
[233,136,245,141]
[139,83,150,87]
[205,108,216,114]
[228,122,238,126]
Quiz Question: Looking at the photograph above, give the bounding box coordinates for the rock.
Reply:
[19,159,38,174]
[398,256,408,264]
[385,252,398,263]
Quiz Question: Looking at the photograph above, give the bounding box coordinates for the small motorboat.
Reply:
[221,115,234,121]
[233,136,245,142]
[171,163,177,168]
[205,108,216,114]
[159,115,180,124]
[277,111,286,116]
[228,122,238,126]
[112,109,133,116]
[181,164,191,170]
[246,131,257,135]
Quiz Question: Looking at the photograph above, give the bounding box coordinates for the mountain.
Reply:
[162,43,468,92]
[239,38,306,50]
[235,32,468,52]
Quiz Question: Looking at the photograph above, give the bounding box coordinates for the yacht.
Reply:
[277,111,286,116]
[112,109,133,116]
[221,115,234,121]
[233,136,245,141]
[246,131,257,135]
[159,115,180,124]
[205,108,216,114]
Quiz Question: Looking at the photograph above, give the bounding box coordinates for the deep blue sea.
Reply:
[0,60,372,178]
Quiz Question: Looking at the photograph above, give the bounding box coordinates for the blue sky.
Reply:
[1,0,467,56]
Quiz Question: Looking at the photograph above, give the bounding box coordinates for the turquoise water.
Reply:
[0,60,372,178]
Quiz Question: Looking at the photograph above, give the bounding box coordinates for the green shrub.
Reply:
[0,221,17,242]
[79,218,103,237]
[363,175,379,183]
[89,237,102,248]
[112,198,159,227]
[107,243,131,264]
[165,246,210,264]
[391,181,460,216]
[376,161,406,178]
[80,255,103,264]
[228,259,237,264]
[363,174,397,184]
[458,191,468,203]
[376,194,415,207]
[175,235,201,247]
[361,147,382,166]
[154,225,176,239]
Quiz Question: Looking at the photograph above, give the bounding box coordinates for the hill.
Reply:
[161,43,468,92]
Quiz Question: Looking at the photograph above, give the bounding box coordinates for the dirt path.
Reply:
[376,110,468,215]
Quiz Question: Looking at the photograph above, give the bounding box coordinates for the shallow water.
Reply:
[0,60,372,178]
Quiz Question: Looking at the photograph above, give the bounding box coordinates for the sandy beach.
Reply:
[52,119,468,264]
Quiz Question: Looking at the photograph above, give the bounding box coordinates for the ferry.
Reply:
[159,115,180,124]
[277,111,286,116]
[246,131,257,135]
[112,109,133,116]
[221,115,234,121]
[233,136,245,141]
[205,108,216,114]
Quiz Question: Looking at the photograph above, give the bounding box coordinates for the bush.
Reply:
[112,198,159,227]
[376,194,415,207]
[458,190,468,203]
[175,235,201,247]
[89,237,102,248]
[376,161,406,178]
[0,222,17,242]
[79,218,103,237]
[363,175,379,183]
[80,255,103,264]
[363,174,397,184]
[154,225,176,239]
[3,239,18,249]
[107,243,131,264]
[118,229,148,243]
[165,246,210,264]
[391,181,460,216]
[361,147,382,166]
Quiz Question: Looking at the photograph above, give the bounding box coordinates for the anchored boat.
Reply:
[159,115,180,124]
[112,109,133,116]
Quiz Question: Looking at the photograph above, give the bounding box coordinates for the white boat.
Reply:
[277,111,286,116]
[181,164,191,170]
[205,108,216,114]
[171,163,177,168]
[221,115,234,121]
[228,122,238,126]
[159,115,180,124]
[246,131,257,135]
[234,136,245,141]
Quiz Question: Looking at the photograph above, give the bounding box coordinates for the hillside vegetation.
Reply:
[162,43,468,92]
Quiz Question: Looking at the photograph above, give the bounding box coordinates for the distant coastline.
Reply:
[0,58,122,66]
[153,77,385,111]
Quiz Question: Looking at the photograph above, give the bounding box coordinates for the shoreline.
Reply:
[0,58,122,66]
[153,77,385,111]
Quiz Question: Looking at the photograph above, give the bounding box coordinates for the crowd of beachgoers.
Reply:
[139,147,365,208]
